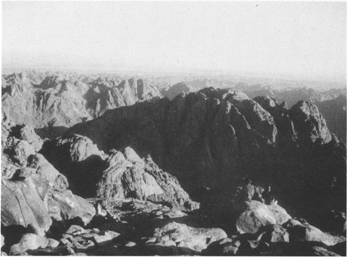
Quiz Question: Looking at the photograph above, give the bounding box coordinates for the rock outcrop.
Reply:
[284,220,346,246]
[41,134,106,197]
[96,148,199,211]
[1,122,95,238]
[9,233,58,255]
[1,175,52,236]
[236,201,291,234]
[290,100,332,145]
[42,134,199,211]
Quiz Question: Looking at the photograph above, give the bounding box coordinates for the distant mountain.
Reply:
[160,82,194,100]
[183,78,234,90]
[239,85,345,108]
[2,71,162,139]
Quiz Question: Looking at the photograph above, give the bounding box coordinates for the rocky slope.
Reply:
[66,88,346,229]
[2,72,162,139]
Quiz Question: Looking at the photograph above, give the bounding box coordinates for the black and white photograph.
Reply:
[1,1,346,256]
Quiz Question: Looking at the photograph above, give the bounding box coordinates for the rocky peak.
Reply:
[290,100,332,145]
[161,82,194,100]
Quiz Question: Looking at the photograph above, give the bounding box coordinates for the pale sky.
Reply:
[2,1,346,81]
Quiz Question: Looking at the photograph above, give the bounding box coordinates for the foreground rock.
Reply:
[5,197,342,256]
[1,123,95,249]
[1,175,52,236]
[8,199,226,256]
[284,219,346,246]
[1,153,95,233]
[83,199,225,255]
[9,233,58,255]
[236,201,291,234]
[203,218,345,256]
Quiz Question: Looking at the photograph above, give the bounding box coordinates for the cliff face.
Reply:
[65,88,346,222]
[2,72,162,139]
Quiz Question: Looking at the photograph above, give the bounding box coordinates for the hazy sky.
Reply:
[2,2,346,80]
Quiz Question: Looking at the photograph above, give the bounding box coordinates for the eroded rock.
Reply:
[97,148,199,211]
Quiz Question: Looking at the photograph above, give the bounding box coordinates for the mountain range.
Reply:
[1,70,346,256]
